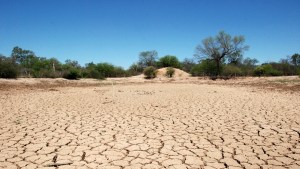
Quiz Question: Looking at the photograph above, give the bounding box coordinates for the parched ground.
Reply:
[0,81,300,168]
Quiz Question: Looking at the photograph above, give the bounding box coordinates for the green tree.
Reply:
[138,50,158,68]
[63,59,81,70]
[11,46,35,64]
[195,31,249,75]
[11,46,36,76]
[158,55,181,68]
[291,53,300,67]
[190,59,218,76]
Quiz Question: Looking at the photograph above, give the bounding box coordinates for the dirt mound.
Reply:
[156,67,190,78]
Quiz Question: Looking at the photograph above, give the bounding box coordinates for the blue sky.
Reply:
[0,0,299,68]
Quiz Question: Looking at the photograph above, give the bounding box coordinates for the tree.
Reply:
[138,50,158,68]
[181,58,196,73]
[243,57,258,67]
[195,31,249,75]
[158,55,181,68]
[11,46,36,76]
[64,59,81,69]
[241,57,258,76]
[128,63,143,76]
[11,46,35,64]
[291,53,300,67]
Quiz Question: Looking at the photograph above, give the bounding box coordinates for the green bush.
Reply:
[296,67,300,75]
[165,67,175,78]
[63,69,81,80]
[158,55,181,68]
[95,63,115,78]
[190,60,219,76]
[113,66,128,77]
[89,69,104,79]
[143,66,157,79]
[0,61,18,78]
[253,67,265,77]
[222,65,243,76]
[254,64,283,76]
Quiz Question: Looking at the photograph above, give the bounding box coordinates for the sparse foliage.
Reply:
[128,63,143,76]
[181,58,196,73]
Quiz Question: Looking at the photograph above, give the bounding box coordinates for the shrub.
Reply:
[254,64,283,76]
[0,61,18,78]
[296,67,300,75]
[32,70,59,78]
[143,66,157,79]
[165,67,175,78]
[113,66,129,77]
[63,69,81,80]
[222,65,243,77]
[89,69,104,79]
[253,67,264,77]
[190,60,219,76]
[95,63,115,78]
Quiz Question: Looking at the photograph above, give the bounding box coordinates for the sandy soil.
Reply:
[0,77,299,168]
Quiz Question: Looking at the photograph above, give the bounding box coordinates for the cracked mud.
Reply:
[0,83,299,169]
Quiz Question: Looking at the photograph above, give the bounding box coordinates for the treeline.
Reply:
[0,47,185,79]
[0,47,131,79]
[190,55,300,78]
[1,32,300,80]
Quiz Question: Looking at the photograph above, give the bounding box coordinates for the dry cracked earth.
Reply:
[0,83,299,169]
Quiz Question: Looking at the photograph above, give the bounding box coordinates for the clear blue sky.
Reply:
[0,0,299,68]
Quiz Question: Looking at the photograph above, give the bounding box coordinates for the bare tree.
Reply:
[195,31,249,75]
